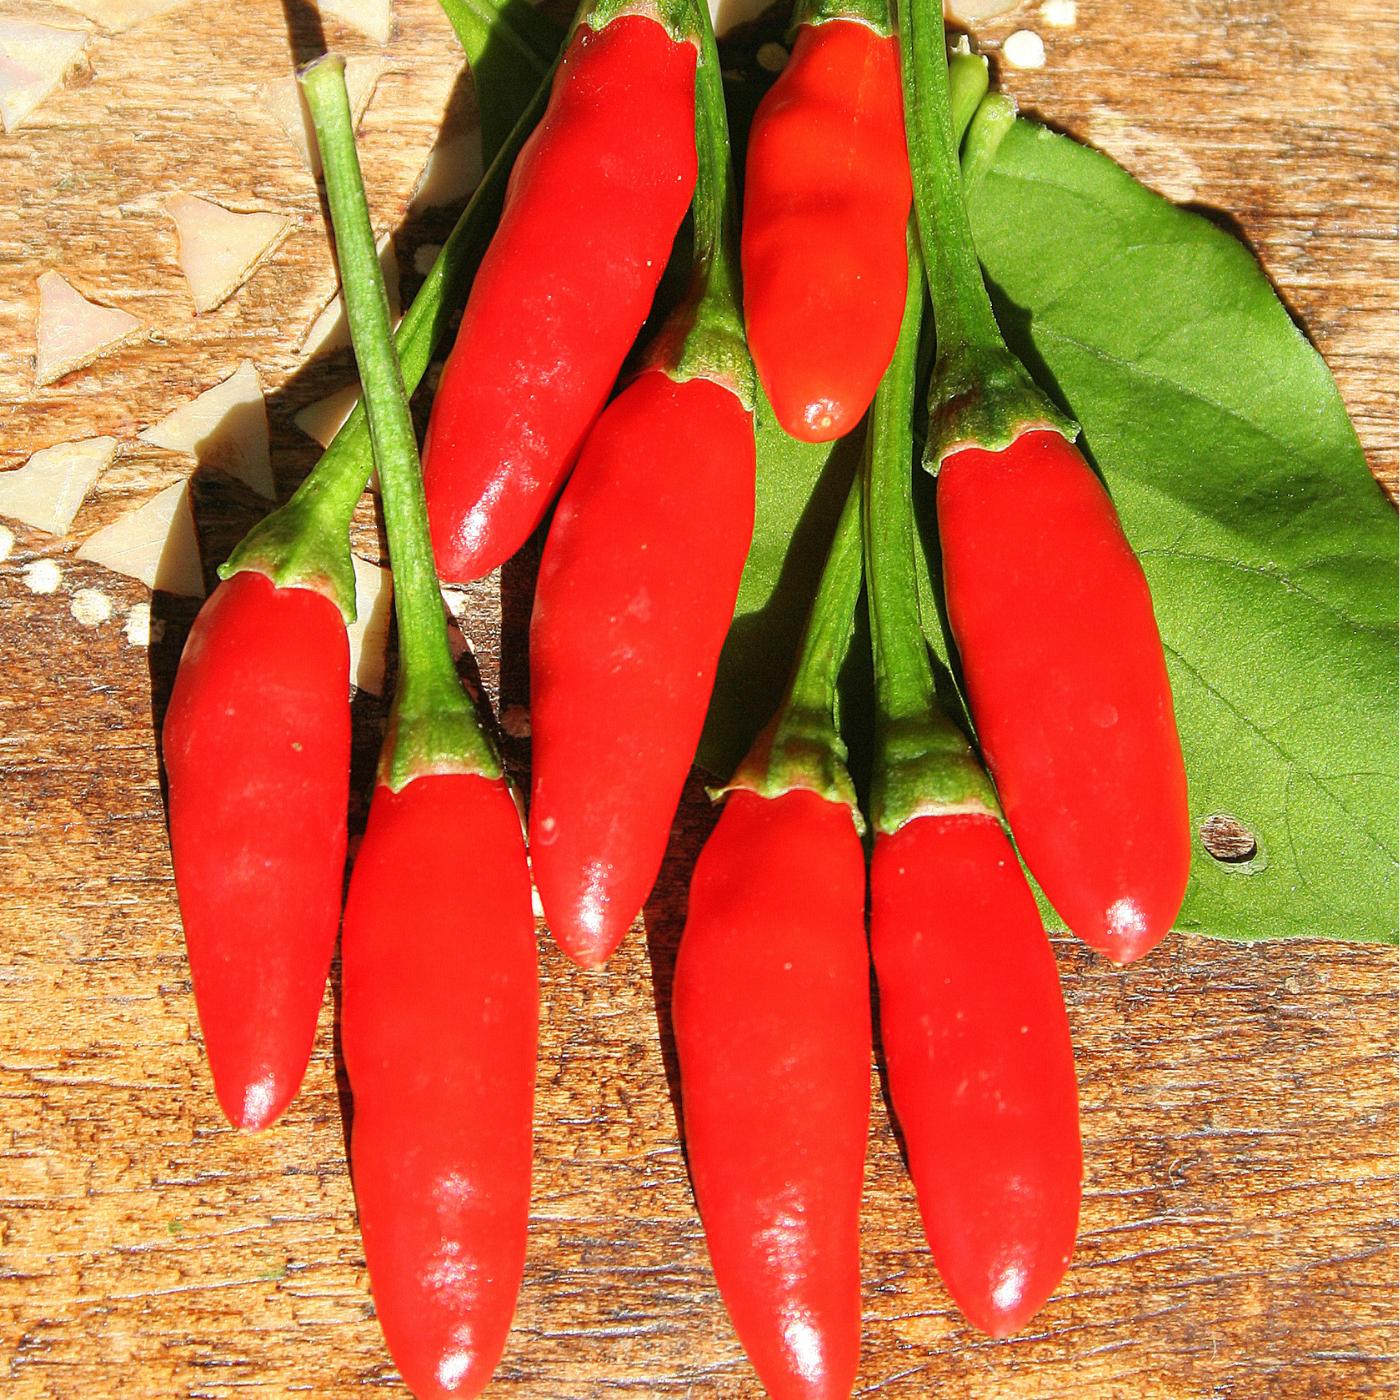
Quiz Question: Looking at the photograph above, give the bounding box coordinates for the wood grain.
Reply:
[0,0,1394,1396]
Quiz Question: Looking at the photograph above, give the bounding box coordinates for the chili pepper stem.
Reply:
[301,54,499,788]
[789,0,891,36]
[219,44,562,622]
[642,0,754,403]
[898,0,1075,463]
[865,223,999,834]
[719,462,863,828]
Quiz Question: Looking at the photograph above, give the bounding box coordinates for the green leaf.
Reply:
[700,83,1396,942]
[962,119,1397,945]
[434,0,563,163]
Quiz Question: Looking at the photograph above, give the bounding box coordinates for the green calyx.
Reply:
[898,0,1076,468]
[719,463,865,831]
[644,0,755,407]
[221,22,562,622]
[789,0,893,39]
[302,54,500,789]
[865,222,1000,836]
[582,0,702,47]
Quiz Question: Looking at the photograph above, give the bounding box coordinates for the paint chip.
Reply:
[0,19,89,133]
[35,271,142,388]
[58,0,188,31]
[0,525,13,562]
[70,586,111,625]
[302,233,399,357]
[0,436,117,536]
[501,705,530,739]
[139,361,273,499]
[317,0,392,45]
[23,558,62,593]
[409,115,482,215]
[77,479,205,596]
[944,0,1019,19]
[413,243,442,276]
[707,0,771,37]
[347,552,392,695]
[258,56,388,176]
[167,195,293,314]
[124,599,151,645]
[1003,30,1047,68]
[756,42,788,73]
[1041,0,1076,26]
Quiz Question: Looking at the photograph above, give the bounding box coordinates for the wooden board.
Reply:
[0,0,1395,1396]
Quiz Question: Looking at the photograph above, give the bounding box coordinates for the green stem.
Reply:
[790,0,892,37]
[961,90,1016,196]
[720,462,864,829]
[302,55,499,787]
[220,31,563,619]
[947,45,989,144]
[898,0,1075,465]
[643,0,755,405]
[865,222,999,835]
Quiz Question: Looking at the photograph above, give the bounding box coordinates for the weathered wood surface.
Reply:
[0,0,1395,1396]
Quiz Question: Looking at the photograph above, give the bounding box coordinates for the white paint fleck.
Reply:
[944,0,1019,20]
[501,705,530,739]
[1003,30,1046,68]
[756,42,788,73]
[0,19,89,134]
[69,587,111,625]
[124,600,151,646]
[0,435,116,536]
[1041,0,1076,25]
[139,362,273,498]
[35,271,142,388]
[167,195,293,314]
[413,243,442,276]
[23,558,62,593]
[0,525,13,561]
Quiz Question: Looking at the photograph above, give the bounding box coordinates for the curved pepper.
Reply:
[341,774,536,1400]
[161,568,349,1131]
[672,787,869,1400]
[937,431,1190,963]
[870,813,1080,1337]
[529,370,755,964]
[421,11,699,583]
[742,12,910,442]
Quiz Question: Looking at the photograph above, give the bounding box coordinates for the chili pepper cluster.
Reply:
[158,0,1190,1394]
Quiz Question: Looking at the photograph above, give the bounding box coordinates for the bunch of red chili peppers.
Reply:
[157,0,1190,1392]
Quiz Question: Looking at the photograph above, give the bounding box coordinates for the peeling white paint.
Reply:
[139,361,273,499]
[1041,0,1077,26]
[167,195,293,314]
[0,435,116,536]
[124,600,151,646]
[0,19,89,134]
[35,271,142,388]
[1003,30,1047,68]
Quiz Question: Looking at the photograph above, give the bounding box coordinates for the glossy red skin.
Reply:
[741,20,911,443]
[161,569,349,1130]
[937,430,1191,963]
[673,788,870,1400]
[421,15,699,583]
[342,773,537,1400]
[529,371,755,966]
[870,813,1081,1338]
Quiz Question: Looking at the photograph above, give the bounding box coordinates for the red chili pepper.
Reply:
[673,788,869,1400]
[937,431,1191,963]
[870,813,1080,1337]
[896,0,1189,961]
[527,5,757,966]
[421,9,699,584]
[529,370,755,965]
[742,9,910,442]
[863,226,1081,1338]
[161,568,349,1131]
[341,773,536,1400]
[301,59,538,1397]
[673,453,869,1400]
